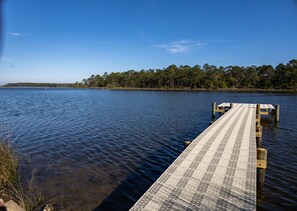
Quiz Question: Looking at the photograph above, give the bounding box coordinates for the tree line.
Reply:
[73,59,297,90]
[4,59,297,90]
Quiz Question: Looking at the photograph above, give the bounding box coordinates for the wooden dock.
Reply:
[130,103,275,211]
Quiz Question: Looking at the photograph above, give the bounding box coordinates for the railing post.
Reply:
[275,104,280,123]
[256,125,262,147]
[256,104,261,114]
[212,102,216,120]
[256,104,261,126]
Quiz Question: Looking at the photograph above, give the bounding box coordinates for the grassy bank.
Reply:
[0,140,43,210]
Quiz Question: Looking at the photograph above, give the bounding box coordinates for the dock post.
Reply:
[256,104,260,114]
[212,102,216,120]
[256,125,262,147]
[275,104,280,123]
[230,103,233,108]
[257,148,267,185]
[256,104,261,125]
[184,140,191,149]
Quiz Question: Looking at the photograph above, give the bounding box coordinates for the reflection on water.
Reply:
[0,88,296,210]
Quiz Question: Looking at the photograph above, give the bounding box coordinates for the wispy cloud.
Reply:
[0,57,13,63]
[8,32,29,37]
[154,40,206,53]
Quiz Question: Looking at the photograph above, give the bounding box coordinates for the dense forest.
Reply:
[4,59,297,90]
[74,59,297,90]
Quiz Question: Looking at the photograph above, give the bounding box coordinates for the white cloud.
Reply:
[154,40,206,53]
[0,57,13,63]
[8,32,29,37]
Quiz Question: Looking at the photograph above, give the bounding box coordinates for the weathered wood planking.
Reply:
[130,103,261,211]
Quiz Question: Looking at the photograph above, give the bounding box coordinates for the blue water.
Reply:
[0,88,296,210]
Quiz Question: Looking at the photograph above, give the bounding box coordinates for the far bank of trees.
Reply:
[74,59,297,90]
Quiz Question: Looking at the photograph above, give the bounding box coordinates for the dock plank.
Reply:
[217,102,275,110]
[130,103,259,211]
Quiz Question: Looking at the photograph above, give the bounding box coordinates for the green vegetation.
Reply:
[74,59,297,90]
[0,140,18,193]
[0,140,43,211]
[3,59,297,91]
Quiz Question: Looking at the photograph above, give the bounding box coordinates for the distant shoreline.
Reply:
[0,86,73,89]
[1,86,297,93]
[96,87,297,93]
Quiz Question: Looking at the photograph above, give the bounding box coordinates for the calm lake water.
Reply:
[0,88,296,210]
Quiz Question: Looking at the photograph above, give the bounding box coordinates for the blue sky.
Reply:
[0,0,297,84]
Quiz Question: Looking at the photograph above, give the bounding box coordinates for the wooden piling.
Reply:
[256,104,261,126]
[230,103,233,108]
[212,102,216,120]
[256,138,262,148]
[256,125,262,135]
[256,104,260,114]
[275,104,280,123]
[257,148,267,185]
[256,125,262,147]
[256,114,261,125]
